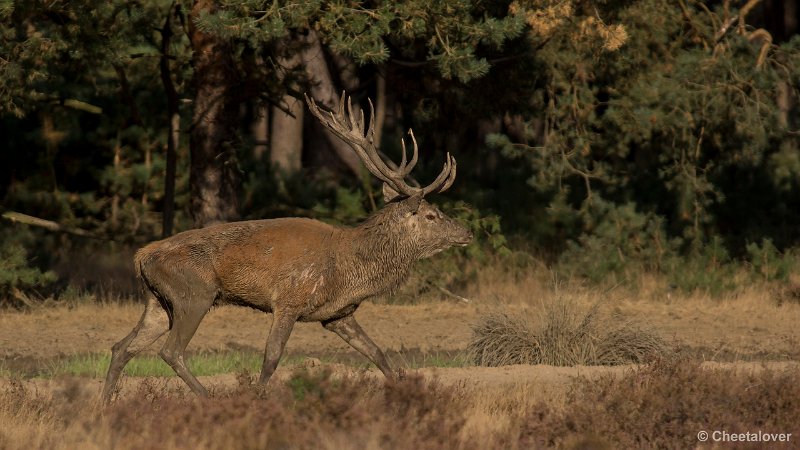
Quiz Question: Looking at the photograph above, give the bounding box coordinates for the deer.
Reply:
[101,94,473,404]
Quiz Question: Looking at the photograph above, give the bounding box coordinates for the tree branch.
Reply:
[2,211,96,238]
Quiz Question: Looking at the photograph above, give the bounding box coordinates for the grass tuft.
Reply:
[467,300,667,367]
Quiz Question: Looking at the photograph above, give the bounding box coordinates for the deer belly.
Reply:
[220,266,329,313]
[299,300,358,322]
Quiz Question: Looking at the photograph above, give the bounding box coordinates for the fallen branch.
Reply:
[2,211,97,239]
[436,285,471,303]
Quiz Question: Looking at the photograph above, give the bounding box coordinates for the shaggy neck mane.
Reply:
[350,202,418,273]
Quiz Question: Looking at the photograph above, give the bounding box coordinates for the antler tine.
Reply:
[421,152,457,196]
[438,154,457,193]
[399,136,408,173]
[337,91,346,117]
[346,95,357,132]
[306,92,459,199]
[425,156,451,194]
[346,96,401,184]
[399,129,419,177]
[307,93,388,182]
[366,98,376,143]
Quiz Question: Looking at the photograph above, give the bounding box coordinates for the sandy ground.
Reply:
[0,302,477,362]
[2,297,798,362]
[1,295,799,397]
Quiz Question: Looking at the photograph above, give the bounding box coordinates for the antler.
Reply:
[305,92,457,198]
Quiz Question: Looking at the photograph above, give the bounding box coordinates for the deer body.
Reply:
[137,200,460,323]
[102,95,471,403]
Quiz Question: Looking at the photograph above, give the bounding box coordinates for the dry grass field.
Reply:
[2,270,800,449]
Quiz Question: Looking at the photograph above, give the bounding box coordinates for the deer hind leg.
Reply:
[151,266,217,397]
[322,314,394,379]
[102,294,170,404]
[258,312,296,384]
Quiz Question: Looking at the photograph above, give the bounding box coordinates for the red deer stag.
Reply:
[102,94,472,403]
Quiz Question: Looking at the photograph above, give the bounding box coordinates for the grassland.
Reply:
[2,360,799,449]
[1,269,799,449]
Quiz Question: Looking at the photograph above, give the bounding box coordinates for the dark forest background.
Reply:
[1,0,799,305]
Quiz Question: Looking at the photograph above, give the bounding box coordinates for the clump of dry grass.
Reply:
[0,377,102,449]
[467,300,667,367]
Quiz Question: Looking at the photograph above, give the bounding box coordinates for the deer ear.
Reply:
[403,193,423,213]
[384,184,423,212]
[382,183,403,203]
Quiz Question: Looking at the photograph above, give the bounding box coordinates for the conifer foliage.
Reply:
[0,0,798,300]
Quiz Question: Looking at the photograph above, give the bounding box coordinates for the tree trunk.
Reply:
[270,97,304,173]
[252,104,269,161]
[301,30,364,177]
[188,0,240,228]
[160,4,179,237]
[270,34,305,174]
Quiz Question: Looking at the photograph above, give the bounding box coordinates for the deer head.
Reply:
[306,93,472,259]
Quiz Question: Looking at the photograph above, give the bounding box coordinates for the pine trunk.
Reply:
[160,6,180,237]
[188,0,240,228]
[270,34,305,174]
[270,97,304,173]
[301,31,363,177]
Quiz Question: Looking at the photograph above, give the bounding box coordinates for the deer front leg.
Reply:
[322,314,394,379]
[259,312,296,384]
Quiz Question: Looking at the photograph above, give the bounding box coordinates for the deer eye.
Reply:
[425,213,437,221]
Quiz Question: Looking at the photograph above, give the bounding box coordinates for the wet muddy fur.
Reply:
[102,96,472,404]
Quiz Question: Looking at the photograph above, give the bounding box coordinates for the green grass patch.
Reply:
[0,360,11,378]
[1,350,470,379]
[394,351,469,369]
[45,351,265,378]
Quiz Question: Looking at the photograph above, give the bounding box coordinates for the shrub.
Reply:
[101,369,471,450]
[746,238,796,283]
[665,236,737,296]
[3,361,799,449]
[521,358,800,449]
[0,226,57,306]
[556,200,677,287]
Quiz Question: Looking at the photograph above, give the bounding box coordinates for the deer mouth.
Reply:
[453,235,473,246]
[454,231,473,246]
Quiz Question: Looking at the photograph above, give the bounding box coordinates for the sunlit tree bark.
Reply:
[188,0,240,228]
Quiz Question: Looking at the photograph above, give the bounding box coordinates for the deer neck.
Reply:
[338,218,418,298]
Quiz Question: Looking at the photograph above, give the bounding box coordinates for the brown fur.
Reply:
[102,195,471,402]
